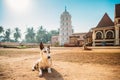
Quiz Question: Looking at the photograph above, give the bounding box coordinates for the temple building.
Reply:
[92,4,120,46]
[59,7,73,46]
[51,4,120,46]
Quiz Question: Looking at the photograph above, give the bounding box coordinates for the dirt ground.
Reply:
[0,47,120,80]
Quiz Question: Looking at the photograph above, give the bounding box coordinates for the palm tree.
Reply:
[4,29,11,42]
[0,26,4,41]
[0,26,4,34]
[25,27,35,43]
[14,27,21,42]
[36,26,48,43]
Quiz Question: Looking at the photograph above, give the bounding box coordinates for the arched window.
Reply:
[106,31,114,39]
[96,31,103,39]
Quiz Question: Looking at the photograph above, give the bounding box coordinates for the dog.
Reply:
[32,42,52,77]
[83,45,92,50]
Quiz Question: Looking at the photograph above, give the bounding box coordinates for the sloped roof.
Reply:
[115,4,120,18]
[96,13,114,28]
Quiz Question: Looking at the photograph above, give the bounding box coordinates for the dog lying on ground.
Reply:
[83,45,92,50]
[32,42,52,77]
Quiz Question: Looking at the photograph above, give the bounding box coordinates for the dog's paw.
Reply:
[48,70,52,73]
[48,68,52,73]
[32,67,35,71]
[39,74,43,77]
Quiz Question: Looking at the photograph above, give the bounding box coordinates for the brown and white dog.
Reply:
[32,42,52,77]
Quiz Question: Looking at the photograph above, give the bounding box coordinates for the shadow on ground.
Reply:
[42,68,64,80]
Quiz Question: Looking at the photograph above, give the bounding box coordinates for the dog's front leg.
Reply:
[47,67,52,73]
[32,59,40,71]
[32,63,36,71]
[39,68,42,77]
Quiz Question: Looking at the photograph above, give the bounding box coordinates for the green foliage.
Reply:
[0,25,59,43]
[36,26,59,43]
[0,26,4,41]
[49,30,59,36]
[25,27,36,43]
[2,29,11,42]
[36,26,48,43]
[14,27,21,42]
[47,30,59,43]
[0,26,4,34]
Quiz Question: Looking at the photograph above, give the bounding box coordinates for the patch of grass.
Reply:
[0,45,36,49]
[17,45,27,49]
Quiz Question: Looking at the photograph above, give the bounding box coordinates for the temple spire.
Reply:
[65,6,67,12]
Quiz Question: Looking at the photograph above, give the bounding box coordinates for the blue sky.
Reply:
[0,0,120,39]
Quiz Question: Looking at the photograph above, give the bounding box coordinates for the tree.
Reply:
[46,30,59,42]
[49,30,59,36]
[0,26,4,41]
[3,29,11,42]
[36,26,45,43]
[14,27,21,42]
[36,26,59,43]
[36,26,48,43]
[25,27,35,43]
[0,26,4,34]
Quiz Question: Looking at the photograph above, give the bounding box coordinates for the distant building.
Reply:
[69,33,87,46]
[51,35,59,46]
[52,4,120,47]
[59,7,73,46]
[92,4,120,46]
[84,31,93,46]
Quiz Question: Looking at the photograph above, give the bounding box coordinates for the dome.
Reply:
[61,6,71,17]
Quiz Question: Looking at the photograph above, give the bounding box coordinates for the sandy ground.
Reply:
[0,47,120,80]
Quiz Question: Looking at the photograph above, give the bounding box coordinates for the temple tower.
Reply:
[59,7,73,45]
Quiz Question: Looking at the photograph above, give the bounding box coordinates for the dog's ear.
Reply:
[40,42,44,50]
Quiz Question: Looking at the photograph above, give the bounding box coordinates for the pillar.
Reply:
[115,26,119,46]
[92,30,95,46]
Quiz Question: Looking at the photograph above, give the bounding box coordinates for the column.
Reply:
[103,29,105,39]
[92,30,95,46]
[115,26,119,46]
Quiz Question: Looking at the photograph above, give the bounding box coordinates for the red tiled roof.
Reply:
[96,13,114,27]
[115,4,120,18]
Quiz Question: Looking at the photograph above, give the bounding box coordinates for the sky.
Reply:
[0,0,120,40]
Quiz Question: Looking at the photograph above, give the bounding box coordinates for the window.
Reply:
[96,32,102,39]
[66,33,68,36]
[106,31,114,39]
[66,23,68,25]
[66,17,68,20]
[63,23,64,26]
